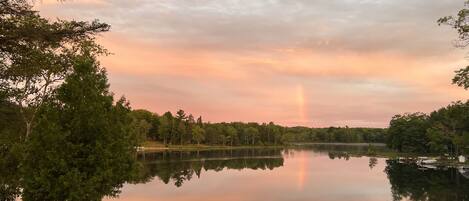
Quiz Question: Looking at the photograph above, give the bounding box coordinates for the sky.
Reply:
[36,0,468,128]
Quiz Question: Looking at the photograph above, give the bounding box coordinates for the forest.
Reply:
[387,101,469,155]
[129,108,388,147]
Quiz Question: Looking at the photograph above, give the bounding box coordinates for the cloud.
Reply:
[37,0,464,55]
[35,0,469,127]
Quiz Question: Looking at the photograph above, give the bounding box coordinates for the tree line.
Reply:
[387,101,469,155]
[129,108,388,146]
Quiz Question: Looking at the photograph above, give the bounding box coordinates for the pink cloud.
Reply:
[36,0,469,127]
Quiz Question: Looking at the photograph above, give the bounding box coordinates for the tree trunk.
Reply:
[267,133,270,144]
[25,121,31,140]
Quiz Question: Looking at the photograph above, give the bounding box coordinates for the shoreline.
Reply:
[139,144,287,153]
[138,142,388,153]
[136,142,469,167]
[291,142,387,146]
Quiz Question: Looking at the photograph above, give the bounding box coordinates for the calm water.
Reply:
[104,145,469,201]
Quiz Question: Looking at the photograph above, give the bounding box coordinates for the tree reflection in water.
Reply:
[3,145,469,200]
[386,160,469,201]
[131,149,285,187]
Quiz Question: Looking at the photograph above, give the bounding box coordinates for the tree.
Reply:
[218,135,227,146]
[265,122,282,145]
[428,101,469,155]
[21,55,138,201]
[174,109,187,145]
[387,113,430,153]
[0,0,110,139]
[426,124,452,154]
[176,121,186,145]
[439,1,469,89]
[158,112,173,145]
[186,114,195,143]
[281,132,296,144]
[205,126,218,145]
[196,116,203,127]
[130,119,151,145]
[148,113,160,141]
[192,126,205,146]
[453,67,469,89]
[244,127,259,145]
[225,126,238,146]
[0,98,23,201]
[129,109,154,144]
[175,109,187,121]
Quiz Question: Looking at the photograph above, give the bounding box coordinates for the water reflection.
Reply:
[386,160,469,201]
[3,145,469,201]
[132,149,284,187]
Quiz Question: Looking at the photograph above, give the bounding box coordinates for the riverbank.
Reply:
[139,141,390,152]
[140,141,287,152]
[138,141,469,167]
[292,142,387,146]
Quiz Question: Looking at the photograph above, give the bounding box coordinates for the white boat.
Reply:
[459,155,466,163]
[420,164,438,169]
[421,159,437,164]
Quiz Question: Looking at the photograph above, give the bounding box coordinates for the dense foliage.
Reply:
[0,97,23,201]
[130,109,388,146]
[387,101,469,154]
[0,0,110,139]
[20,56,139,201]
[0,1,139,200]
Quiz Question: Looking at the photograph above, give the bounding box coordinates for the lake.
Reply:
[105,145,469,201]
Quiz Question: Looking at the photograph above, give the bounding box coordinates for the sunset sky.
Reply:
[37,0,468,128]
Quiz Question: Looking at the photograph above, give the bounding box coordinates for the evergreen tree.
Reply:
[21,55,138,201]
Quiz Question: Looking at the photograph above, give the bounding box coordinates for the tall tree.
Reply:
[226,126,238,146]
[192,125,205,146]
[387,113,430,153]
[21,55,137,201]
[176,121,186,145]
[129,109,154,144]
[196,116,203,127]
[186,114,195,143]
[244,127,259,145]
[0,0,110,139]
[158,112,173,145]
[175,109,187,121]
[174,109,187,145]
[130,119,151,145]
